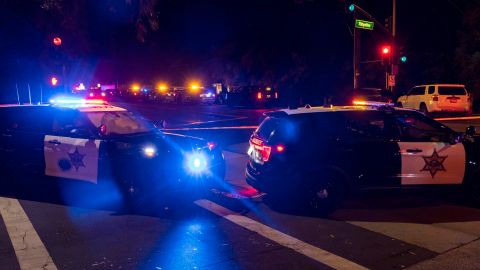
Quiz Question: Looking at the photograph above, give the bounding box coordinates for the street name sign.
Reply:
[355,19,374,30]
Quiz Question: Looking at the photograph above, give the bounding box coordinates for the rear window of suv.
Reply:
[438,86,466,95]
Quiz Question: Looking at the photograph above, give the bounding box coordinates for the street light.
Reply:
[50,76,58,86]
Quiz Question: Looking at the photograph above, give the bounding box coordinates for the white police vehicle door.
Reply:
[44,110,100,183]
[394,113,466,185]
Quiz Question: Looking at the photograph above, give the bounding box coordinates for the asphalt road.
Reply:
[2,103,480,270]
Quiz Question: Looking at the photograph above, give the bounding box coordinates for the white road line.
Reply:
[195,199,368,270]
[0,197,57,270]
[349,221,478,253]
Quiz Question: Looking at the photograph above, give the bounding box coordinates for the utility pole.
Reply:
[391,0,397,93]
[392,0,396,38]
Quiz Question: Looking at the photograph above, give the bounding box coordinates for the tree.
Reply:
[455,4,480,98]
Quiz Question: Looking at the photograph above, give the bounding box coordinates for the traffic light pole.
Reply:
[353,24,360,90]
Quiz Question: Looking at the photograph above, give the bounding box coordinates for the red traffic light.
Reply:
[51,77,58,86]
[53,37,62,46]
[381,46,391,55]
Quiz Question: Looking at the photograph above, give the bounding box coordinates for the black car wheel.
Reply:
[396,102,403,108]
[305,172,346,216]
[419,103,428,115]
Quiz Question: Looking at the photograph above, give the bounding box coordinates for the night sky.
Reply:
[0,0,478,103]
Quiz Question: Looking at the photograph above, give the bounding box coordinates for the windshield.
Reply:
[85,111,153,135]
[438,86,466,95]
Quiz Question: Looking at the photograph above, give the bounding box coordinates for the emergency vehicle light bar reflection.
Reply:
[353,100,394,107]
[49,98,107,105]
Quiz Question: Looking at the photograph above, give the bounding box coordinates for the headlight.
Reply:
[143,146,156,158]
[185,152,208,174]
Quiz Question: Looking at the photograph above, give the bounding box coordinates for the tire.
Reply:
[419,103,428,115]
[396,102,403,108]
[304,171,347,216]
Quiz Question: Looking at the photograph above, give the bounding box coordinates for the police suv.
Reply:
[0,99,225,206]
[246,103,480,213]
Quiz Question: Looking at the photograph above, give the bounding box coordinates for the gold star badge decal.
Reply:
[421,149,447,178]
[68,147,86,172]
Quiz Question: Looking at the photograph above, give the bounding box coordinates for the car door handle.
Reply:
[48,140,61,145]
[406,148,422,153]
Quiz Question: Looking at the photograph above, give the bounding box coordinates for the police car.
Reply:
[246,103,480,214]
[0,98,225,206]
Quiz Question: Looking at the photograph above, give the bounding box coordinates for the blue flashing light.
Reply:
[185,152,208,174]
[206,92,213,98]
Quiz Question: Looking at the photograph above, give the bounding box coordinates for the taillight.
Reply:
[207,142,216,151]
[99,124,107,135]
[432,95,439,102]
[257,92,262,100]
[250,138,271,162]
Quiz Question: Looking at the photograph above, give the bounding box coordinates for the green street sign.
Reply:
[355,19,374,30]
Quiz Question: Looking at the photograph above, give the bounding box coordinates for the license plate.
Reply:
[450,99,457,103]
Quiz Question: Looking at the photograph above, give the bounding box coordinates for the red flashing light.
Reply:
[257,92,262,100]
[53,37,62,46]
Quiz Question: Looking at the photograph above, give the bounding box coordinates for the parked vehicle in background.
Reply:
[226,85,279,107]
[85,87,106,99]
[199,86,216,105]
[396,84,472,115]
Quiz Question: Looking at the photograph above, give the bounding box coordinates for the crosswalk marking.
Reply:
[195,199,369,270]
[0,197,57,270]
[349,221,479,253]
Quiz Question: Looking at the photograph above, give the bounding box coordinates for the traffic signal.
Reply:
[380,45,391,65]
[345,1,355,13]
[348,4,355,12]
[400,56,407,63]
[384,17,392,32]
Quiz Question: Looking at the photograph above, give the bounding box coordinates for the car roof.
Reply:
[276,105,415,115]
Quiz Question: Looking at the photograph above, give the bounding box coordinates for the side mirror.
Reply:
[153,120,166,129]
[466,125,476,136]
[448,133,461,145]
